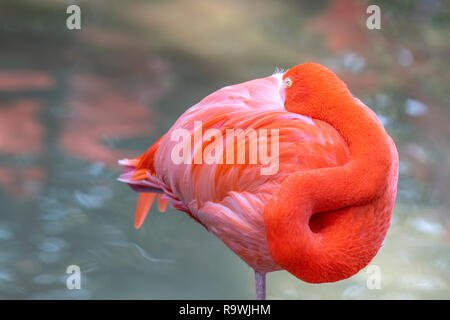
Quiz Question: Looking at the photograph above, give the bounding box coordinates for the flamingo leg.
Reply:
[254,270,266,300]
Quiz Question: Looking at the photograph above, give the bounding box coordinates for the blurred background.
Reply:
[0,0,449,299]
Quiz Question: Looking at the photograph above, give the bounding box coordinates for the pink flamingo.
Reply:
[118,63,398,299]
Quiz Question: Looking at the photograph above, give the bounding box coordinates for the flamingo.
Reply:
[118,63,398,299]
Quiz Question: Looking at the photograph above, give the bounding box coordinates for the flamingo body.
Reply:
[118,63,398,290]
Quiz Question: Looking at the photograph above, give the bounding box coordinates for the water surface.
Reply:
[0,0,449,299]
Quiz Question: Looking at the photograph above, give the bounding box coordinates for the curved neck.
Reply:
[264,96,398,283]
[309,100,394,211]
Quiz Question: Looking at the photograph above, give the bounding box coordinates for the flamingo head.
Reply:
[282,62,354,118]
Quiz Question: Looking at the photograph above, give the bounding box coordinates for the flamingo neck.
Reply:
[264,78,398,283]
[308,98,393,211]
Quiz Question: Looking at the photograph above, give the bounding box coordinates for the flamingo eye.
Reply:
[284,77,292,88]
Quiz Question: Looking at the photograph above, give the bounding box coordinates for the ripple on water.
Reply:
[0,268,15,282]
[74,186,112,209]
[37,237,68,264]
[341,284,366,299]
[343,52,366,73]
[0,224,13,240]
[87,162,105,176]
[405,99,428,117]
[38,237,68,252]
[409,217,445,236]
[400,274,447,291]
[32,274,59,285]
[280,288,299,299]
[38,252,61,264]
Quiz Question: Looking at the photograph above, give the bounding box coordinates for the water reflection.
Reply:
[59,74,161,168]
[0,71,53,91]
[0,0,449,299]
[0,95,46,198]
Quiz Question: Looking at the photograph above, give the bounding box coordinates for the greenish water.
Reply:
[0,0,449,299]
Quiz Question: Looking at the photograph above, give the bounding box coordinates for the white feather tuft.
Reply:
[272,67,286,76]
